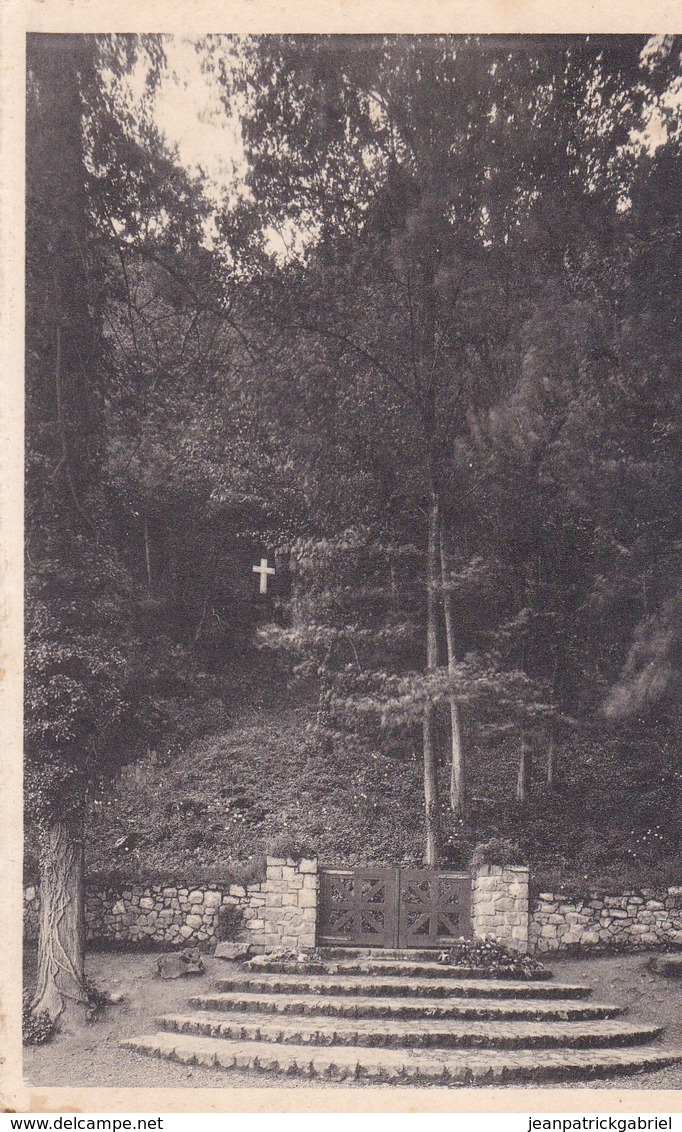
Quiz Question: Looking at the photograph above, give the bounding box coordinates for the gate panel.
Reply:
[317,867,398,947]
[317,867,471,948]
[398,869,471,947]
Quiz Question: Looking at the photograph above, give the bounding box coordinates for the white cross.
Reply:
[252,557,275,594]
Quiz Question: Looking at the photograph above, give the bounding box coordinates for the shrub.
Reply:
[438,938,549,980]
[266,833,317,861]
[470,838,526,869]
[216,903,243,942]
[22,992,55,1045]
[83,977,109,1021]
[226,855,267,888]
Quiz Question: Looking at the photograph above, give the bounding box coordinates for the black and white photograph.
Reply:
[8,24,682,1105]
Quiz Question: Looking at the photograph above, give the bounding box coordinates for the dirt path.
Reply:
[23,949,682,1091]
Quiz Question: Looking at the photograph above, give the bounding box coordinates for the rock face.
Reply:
[156,948,205,980]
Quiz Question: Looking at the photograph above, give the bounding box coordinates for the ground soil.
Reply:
[22,948,682,1091]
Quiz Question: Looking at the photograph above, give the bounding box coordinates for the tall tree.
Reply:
[25,33,216,1022]
[211,33,647,859]
[26,32,120,1021]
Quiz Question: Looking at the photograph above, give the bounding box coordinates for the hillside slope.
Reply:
[86,694,428,877]
[76,681,682,892]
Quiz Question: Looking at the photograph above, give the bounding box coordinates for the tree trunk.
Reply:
[547,728,557,788]
[143,520,153,590]
[546,656,559,788]
[423,489,441,866]
[440,526,466,818]
[32,820,88,1024]
[516,730,532,805]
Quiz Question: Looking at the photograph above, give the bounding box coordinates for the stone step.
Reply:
[189,991,624,1022]
[318,948,474,961]
[247,958,553,982]
[121,1032,682,1084]
[215,974,591,1000]
[157,1010,663,1051]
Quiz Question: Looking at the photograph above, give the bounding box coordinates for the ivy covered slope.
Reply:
[75,668,682,892]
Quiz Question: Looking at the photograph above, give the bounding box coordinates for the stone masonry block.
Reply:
[265,879,288,894]
[472,876,499,891]
[298,887,317,909]
[298,858,317,874]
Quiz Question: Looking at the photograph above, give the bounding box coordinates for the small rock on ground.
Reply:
[156,948,204,980]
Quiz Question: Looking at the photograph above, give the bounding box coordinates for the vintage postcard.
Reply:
[2,0,681,1116]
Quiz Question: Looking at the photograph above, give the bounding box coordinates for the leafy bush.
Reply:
[83,977,109,1021]
[470,838,526,869]
[216,903,243,942]
[266,833,317,861]
[79,978,108,1023]
[438,938,549,979]
[226,855,267,888]
[22,992,55,1045]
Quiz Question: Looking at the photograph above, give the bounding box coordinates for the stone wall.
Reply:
[471,865,530,953]
[530,886,682,953]
[27,859,681,957]
[24,881,265,949]
[23,856,318,953]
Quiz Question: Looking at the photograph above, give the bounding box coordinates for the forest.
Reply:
[25,34,681,1021]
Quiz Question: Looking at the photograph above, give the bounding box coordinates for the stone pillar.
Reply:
[471,864,529,953]
[259,855,318,953]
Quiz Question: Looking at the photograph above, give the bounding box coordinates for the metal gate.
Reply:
[317,866,471,948]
